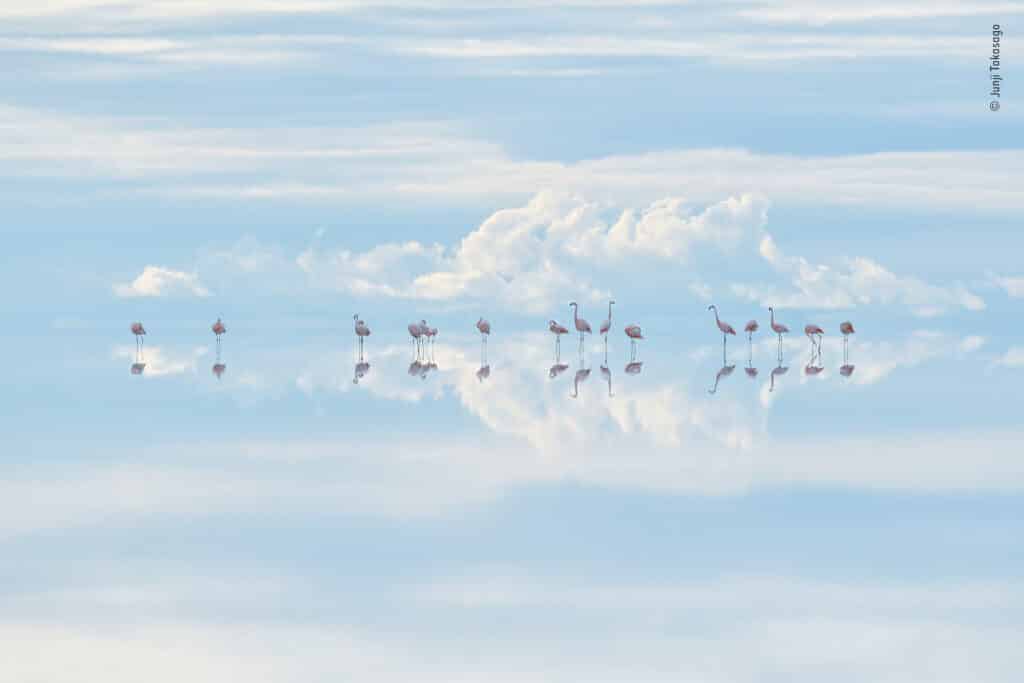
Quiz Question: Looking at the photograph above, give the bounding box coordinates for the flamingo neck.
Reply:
[711,306,720,324]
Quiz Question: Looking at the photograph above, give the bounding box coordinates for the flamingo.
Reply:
[477,317,491,364]
[408,320,424,357]
[804,323,825,354]
[549,320,569,359]
[624,324,643,361]
[569,302,591,352]
[769,307,789,360]
[353,314,371,354]
[599,300,615,341]
[744,320,759,341]
[709,305,736,360]
[708,363,736,395]
[840,320,855,364]
[424,325,438,360]
[131,322,146,352]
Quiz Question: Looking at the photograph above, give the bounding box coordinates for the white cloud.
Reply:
[733,233,985,315]
[113,265,210,298]
[297,192,767,313]
[997,347,1024,368]
[3,106,1023,210]
[992,274,1024,298]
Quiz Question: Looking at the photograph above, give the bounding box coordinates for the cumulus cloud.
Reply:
[732,234,985,315]
[297,192,768,313]
[113,265,210,298]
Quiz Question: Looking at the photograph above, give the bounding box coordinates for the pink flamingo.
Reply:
[353,313,371,355]
[424,325,438,359]
[569,302,591,353]
[599,300,615,341]
[624,324,643,361]
[804,323,824,354]
[709,305,736,361]
[549,320,569,359]
[476,317,490,364]
[840,320,855,363]
[212,317,226,338]
[768,306,789,361]
[408,320,424,357]
[744,319,758,375]
[131,321,146,351]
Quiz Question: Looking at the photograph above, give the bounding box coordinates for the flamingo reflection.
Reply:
[571,354,590,398]
[769,362,789,392]
[624,361,643,375]
[131,361,146,375]
[600,346,613,397]
[476,364,490,383]
[708,363,736,395]
[549,362,569,379]
[353,359,370,384]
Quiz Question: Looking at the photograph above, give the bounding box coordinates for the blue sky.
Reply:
[3,1,1024,680]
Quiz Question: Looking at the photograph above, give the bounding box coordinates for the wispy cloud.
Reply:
[2,106,1022,210]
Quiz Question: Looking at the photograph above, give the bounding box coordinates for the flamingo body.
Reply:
[211,318,226,337]
[840,321,855,336]
[624,325,643,340]
[476,318,491,336]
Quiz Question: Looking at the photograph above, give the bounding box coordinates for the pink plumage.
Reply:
[211,318,226,337]
[476,317,491,336]
[840,321,855,336]
[549,320,569,336]
[744,320,759,334]
[708,305,736,335]
[131,322,146,336]
[624,325,643,340]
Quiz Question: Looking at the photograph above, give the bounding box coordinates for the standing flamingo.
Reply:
[569,302,591,353]
[624,324,643,361]
[840,320,855,360]
[768,307,789,361]
[211,316,227,379]
[353,314,371,355]
[424,325,438,360]
[476,317,490,364]
[131,322,146,352]
[408,320,424,358]
[709,305,736,362]
[804,323,825,355]
[599,300,615,342]
[744,319,758,376]
[549,320,569,360]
